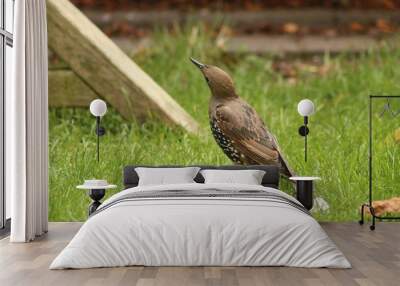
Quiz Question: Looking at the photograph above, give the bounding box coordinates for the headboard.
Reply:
[123,165,280,189]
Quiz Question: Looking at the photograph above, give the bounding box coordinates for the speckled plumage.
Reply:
[191,58,294,177]
[210,118,242,163]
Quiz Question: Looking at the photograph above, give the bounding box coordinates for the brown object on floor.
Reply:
[363,197,400,216]
[1,222,400,286]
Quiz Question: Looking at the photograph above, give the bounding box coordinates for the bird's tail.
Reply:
[279,154,296,178]
[269,133,296,178]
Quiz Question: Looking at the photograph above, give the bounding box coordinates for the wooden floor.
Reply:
[0,222,399,286]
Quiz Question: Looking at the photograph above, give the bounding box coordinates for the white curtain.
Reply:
[8,0,48,242]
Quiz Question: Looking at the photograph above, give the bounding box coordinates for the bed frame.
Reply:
[123,165,280,189]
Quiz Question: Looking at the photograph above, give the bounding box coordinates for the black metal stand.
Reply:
[298,116,310,162]
[95,116,106,163]
[96,117,100,162]
[88,189,105,216]
[296,180,314,210]
[359,95,400,231]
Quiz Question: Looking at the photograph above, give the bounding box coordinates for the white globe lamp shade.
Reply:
[297,99,315,116]
[90,99,107,117]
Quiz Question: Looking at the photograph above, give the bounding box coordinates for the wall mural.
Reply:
[46,1,400,224]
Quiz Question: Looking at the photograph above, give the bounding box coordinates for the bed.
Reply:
[50,165,350,269]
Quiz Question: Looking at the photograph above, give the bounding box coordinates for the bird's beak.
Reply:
[190,57,205,70]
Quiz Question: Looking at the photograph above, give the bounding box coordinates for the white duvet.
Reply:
[50,183,350,269]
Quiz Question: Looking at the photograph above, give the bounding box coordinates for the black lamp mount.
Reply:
[95,116,106,162]
[298,116,309,162]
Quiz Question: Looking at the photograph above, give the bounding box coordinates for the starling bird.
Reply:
[191,58,294,177]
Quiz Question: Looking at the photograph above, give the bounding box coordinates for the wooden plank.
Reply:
[84,9,400,29]
[46,0,200,134]
[49,70,97,107]
[108,35,389,56]
[48,49,69,70]
[225,35,380,55]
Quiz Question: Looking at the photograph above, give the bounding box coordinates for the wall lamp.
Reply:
[89,99,107,162]
[297,99,315,162]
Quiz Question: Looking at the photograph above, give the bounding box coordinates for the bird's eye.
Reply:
[205,77,210,83]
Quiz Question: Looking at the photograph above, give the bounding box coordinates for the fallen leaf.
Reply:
[298,63,318,73]
[272,62,297,78]
[323,28,337,37]
[350,22,365,32]
[394,128,400,143]
[287,78,297,85]
[282,22,299,34]
[383,0,396,9]
[376,19,395,33]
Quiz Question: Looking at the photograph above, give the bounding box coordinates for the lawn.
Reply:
[49,25,400,222]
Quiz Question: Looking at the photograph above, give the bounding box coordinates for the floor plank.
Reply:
[0,222,399,286]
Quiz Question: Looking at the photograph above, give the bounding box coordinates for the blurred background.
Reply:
[48,0,400,222]
[70,1,400,53]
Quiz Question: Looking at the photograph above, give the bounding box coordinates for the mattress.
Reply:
[50,183,350,269]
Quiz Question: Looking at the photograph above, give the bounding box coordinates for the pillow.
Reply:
[200,169,266,185]
[135,167,200,186]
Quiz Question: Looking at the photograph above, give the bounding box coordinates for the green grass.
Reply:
[49,25,400,222]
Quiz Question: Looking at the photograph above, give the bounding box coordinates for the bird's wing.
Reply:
[269,132,295,176]
[215,103,280,164]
